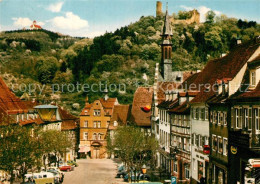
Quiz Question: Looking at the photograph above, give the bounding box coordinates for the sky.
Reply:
[0,0,259,37]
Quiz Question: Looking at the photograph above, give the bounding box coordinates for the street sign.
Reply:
[171,176,177,184]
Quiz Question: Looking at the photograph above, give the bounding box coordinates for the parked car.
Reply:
[59,165,72,172]
[116,170,127,178]
[47,169,64,183]
[67,160,78,167]
[25,172,55,184]
[124,174,150,182]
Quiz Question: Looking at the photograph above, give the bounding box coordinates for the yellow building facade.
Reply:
[79,97,118,159]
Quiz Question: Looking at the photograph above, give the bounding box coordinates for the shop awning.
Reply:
[78,146,90,153]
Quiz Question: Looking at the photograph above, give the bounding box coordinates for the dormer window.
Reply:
[250,70,256,87]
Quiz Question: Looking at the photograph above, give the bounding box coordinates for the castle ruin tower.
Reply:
[156,1,163,17]
[160,3,173,81]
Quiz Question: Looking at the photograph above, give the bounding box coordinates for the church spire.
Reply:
[160,2,173,81]
[161,2,173,36]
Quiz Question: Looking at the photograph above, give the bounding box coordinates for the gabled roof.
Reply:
[184,41,259,103]
[80,97,118,116]
[0,77,29,114]
[109,104,131,130]
[131,87,153,127]
[59,107,79,130]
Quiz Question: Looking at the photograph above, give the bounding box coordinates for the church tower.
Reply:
[160,3,173,81]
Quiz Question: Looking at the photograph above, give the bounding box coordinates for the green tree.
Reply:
[0,125,43,184]
[35,56,59,84]
[205,10,216,23]
[107,125,158,182]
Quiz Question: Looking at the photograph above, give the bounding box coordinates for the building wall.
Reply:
[191,104,210,183]
[79,100,111,159]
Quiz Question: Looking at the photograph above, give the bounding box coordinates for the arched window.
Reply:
[168,47,171,59]
[164,48,167,59]
[98,133,102,140]
[93,133,97,140]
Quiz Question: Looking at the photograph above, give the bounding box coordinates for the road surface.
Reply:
[63,159,125,184]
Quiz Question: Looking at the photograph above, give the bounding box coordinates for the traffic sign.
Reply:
[171,176,177,184]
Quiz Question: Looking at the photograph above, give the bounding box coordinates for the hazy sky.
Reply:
[0,0,259,37]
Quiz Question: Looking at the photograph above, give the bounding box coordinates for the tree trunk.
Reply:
[10,171,15,184]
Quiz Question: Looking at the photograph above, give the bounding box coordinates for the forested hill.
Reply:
[0,13,259,114]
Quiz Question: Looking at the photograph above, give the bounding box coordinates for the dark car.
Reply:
[124,174,150,182]
[116,170,127,178]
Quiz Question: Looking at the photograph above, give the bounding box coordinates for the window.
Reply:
[93,133,97,140]
[235,108,242,129]
[93,121,97,128]
[174,162,178,172]
[205,108,209,120]
[210,111,213,123]
[97,133,102,140]
[244,108,248,129]
[83,132,88,140]
[223,112,227,126]
[212,134,217,151]
[191,134,194,145]
[185,165,190,179]
[251,71,256,87]
[94,109,101,116]
[191,108,194,119]
[223,138,228,156]
[195,108,199,120]
[97,121,101,128]
[201,136,205,147]
[195,134,199,147]
[201,108,205,120]
[84,121,88,127]
[218,136,223,154]
[218,112,222,125]
[214,111,218,124]
[249,108,252,130]
[254,109,259,131]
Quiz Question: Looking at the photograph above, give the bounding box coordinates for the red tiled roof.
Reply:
[157,72,193,104]
[234,81,260,99]
[80,97,117,116]
[0,77,29,114]
[30,24,42,29]
[168,102,190,114]
[186,41,259,103]
[109,104,130,130]
[19,117,44,126]
[131,87,153,127]
[59,107,79,130]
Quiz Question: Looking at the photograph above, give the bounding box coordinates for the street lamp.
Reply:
[34,105,58,121]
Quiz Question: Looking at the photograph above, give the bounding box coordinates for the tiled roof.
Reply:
[157,99,178,109]
[186,41,259,103]
[59,107,79,130]
[80,97,117,116]
[168,102,190,114]
[109,104,131,130]
[131,87,153,127]
[157,72,193,104]
[234,81,260,99]
[19,117,44,126]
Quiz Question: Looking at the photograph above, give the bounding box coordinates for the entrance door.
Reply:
[93,149,100,159]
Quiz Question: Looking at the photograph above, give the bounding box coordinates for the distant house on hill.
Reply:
[30,20,42,30]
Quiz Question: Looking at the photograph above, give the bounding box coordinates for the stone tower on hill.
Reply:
[156,1,200,24]
[156,1,163,17]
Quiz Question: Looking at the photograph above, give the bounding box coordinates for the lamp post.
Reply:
[34,105,58,122]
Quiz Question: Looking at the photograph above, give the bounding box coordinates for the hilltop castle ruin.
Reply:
[156,1,200,25]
